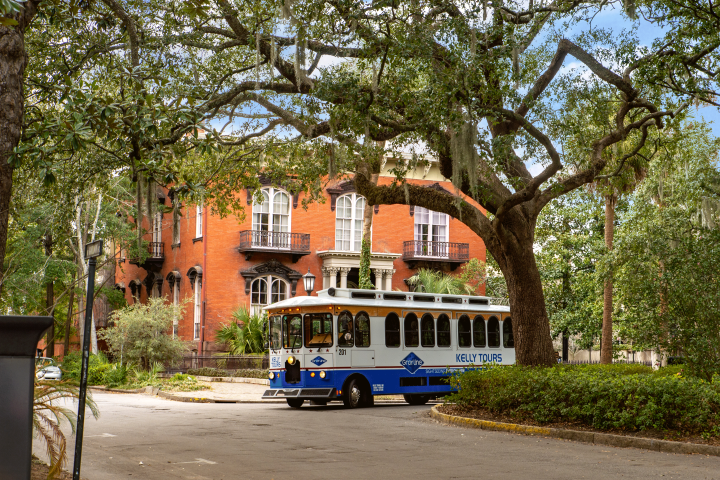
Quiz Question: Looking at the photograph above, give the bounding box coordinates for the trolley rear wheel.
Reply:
[403,394,430,406]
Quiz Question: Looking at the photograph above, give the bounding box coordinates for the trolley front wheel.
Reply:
[343,379,366,409]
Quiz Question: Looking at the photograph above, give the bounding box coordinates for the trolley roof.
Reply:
[265,288,510,314]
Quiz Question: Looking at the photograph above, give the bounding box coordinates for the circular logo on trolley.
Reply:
[400,352,424,374]
[311,356,327,366]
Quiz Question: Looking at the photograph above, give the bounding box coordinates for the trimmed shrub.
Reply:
[448,364,720,436]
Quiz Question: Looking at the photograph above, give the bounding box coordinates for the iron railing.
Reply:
[167,355,269,373]
[402,240,470,262]
[238,230,310,252]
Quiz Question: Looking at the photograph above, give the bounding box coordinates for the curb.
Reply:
[159,374,269,386]
[89,386,144,394]
[430,405,720,457]
[157,391,284,404]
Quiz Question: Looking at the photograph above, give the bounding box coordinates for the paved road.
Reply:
[40,392,720,480]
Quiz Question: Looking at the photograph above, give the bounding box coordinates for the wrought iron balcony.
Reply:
[129,241,165,272]
[402,240,470,270]
[237,230,311,262]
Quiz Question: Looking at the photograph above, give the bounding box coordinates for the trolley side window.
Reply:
[437,314,451,347]
[283,314,303,348]
[338,311,354,347]
[304,313,333,348]
[421,313,435,347]
[487,316,501,348]
[355,311,371,347]
[404,313,419,347]
[458,315,471,347]
[503,317,514,348]
[385,313,401,348]
[473,315,486,348]
[270,315,282,350]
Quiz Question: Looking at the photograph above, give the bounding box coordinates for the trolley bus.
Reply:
[262,287,514,408]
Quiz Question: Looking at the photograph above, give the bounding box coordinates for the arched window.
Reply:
[458,315,471,347]
[473,315,486,348]
[421,313,435,347]
[437,314,451,347]
[487,316,500,348]
[335,193,366,251]
[503,317,515,348]
[250,275,288,315]
[385,313,401,348]
[404,313,419,347]
[253,188,290,247]
[337,311,354,347]
[413,207,449,257]
[355,311,371,347]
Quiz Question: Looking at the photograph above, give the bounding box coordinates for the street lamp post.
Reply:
[302,269,315,296]
[72,240,103,480]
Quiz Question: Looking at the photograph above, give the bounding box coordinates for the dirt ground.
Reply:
[438,404,720,447]
[31,456,84,480]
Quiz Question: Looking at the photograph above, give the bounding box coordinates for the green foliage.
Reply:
[406,268,474,295]
[448,364,720,436]
[100,297,188,369]
[61,352,114,386]
[358,238,374,289]
[215,307,267,355]
[186,367,269,379]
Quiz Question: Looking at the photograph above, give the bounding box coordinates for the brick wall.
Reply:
[115,175,487,353]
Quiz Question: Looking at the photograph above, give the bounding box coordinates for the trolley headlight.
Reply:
[268,371,275,380]
[287,355,295,365]
[319,371,326,379]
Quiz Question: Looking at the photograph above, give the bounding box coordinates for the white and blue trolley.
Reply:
[262,287,514,408]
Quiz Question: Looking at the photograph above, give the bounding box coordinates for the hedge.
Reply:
[448,364,720,437]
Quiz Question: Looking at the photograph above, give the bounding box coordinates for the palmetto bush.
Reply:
[215,307,267,355]
[33,380,98,478]
[406,269,475,295]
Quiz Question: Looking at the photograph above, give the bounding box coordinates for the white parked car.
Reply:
[35,357,62,381]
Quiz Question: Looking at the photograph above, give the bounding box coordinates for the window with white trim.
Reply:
[413,206,449,256]
[172,199,181,245]
[252,188,290,247]
[335,193,366,251]
[250,275,288,316]
[172,279,180,338]
[152,212,162,244]
[195,202,203,238]
[193,276,201,339]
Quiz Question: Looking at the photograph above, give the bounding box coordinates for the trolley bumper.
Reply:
[262,388,335,399]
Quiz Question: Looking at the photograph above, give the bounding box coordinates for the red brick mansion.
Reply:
[114,158,487,353]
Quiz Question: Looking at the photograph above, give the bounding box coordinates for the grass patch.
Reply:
[447,364,720,439]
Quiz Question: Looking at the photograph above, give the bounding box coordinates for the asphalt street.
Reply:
[37,392,720,480]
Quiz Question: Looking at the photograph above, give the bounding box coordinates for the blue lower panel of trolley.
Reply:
[267,368,461,398]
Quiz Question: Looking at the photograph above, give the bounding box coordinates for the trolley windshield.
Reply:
[283,314,302,349]
[303,313,333,348]
[269,315,282,350]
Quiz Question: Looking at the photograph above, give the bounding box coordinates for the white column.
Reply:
[322,267,331,289]
[385,269,395,291]
[339,267,350,289]
[373,269,383,290]
[329,267,339,288]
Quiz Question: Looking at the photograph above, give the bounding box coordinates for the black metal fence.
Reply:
[238,230,310,251]
[562,359,653,366]
[168,355,269,372]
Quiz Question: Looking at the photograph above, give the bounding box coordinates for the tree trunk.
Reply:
[497,233,556,367]
[63,271,76,357]
[44,232,54,356]
[0,25,28,280]
[601,193,616,364]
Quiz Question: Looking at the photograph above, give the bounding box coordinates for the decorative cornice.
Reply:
[316,250,402,261]
[239,259,303,296]
[326,180,356,211]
